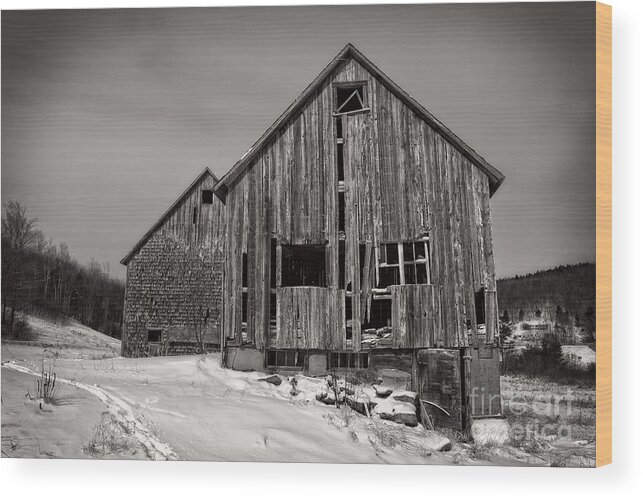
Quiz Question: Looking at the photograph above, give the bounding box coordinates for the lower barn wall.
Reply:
[122,232,224,357]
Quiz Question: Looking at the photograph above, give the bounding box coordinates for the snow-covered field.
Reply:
[1,314,586,465]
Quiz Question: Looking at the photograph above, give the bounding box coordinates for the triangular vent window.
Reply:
[335,84,367,114]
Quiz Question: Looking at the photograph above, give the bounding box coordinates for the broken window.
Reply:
[475,287,485,325]
[147,329,162,343]
[378,243,401,287]
[328,352,369,369]
[377,240,431,287]
[281,244,327,287]
[335,84,368,114]
[267,349,305,368]
[201,190,214,204]
[362,298,392,331]
[402,241,429,284]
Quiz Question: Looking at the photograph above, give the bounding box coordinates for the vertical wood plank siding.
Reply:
[224,58,498,349]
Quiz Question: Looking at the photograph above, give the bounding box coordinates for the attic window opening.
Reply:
[335,84,367,114]
[202,190,214,204]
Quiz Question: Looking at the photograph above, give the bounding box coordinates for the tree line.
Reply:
[496,262,596,328]
[2,201,124,338]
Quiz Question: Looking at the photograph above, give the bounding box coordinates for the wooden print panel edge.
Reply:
[596,1,612,468]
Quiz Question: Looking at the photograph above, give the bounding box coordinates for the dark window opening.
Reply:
[270,292,277,330]
[267,349,305,368]
[201,190,214,204]
[329,352,369,369]
[339,240,346,289]
[359,243,367,281]
[385,243,399,265]
[362,299,392,331]
[338,192,346,233]
[281,244,327,287]
[345,296,353,340]
[241,292,248,323]
[270,239,277,289]
[242,253,248,288]
[475,287,486,325]
[336,117,343,139]
[379,266,400,287]
[192,206,197,224]
[147,329,162,343]
[335,85,367,114]
[337,143,345,181]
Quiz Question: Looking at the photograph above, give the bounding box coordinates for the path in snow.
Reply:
[1,361,179,461]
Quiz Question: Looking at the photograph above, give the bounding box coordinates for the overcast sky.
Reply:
[1,3,596,280]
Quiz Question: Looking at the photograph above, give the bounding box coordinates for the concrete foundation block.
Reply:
[225,347,264,371]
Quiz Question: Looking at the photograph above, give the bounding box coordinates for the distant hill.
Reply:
[496,263,595,324]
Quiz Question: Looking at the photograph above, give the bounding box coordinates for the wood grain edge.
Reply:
[595,0,612,468]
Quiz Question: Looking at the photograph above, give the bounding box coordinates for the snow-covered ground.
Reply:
[2,314,564,465]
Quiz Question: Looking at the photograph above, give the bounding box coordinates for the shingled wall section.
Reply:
[122,232,223,357]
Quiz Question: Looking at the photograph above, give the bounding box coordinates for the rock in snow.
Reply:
[258,374,282,386]
[391,390,418,405]
[374,385,393,397]
[373,399,418,427]
[423,431,452,452]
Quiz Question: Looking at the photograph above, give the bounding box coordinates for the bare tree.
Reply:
[1,201,43,331]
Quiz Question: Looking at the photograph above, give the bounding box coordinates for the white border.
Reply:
[1,0,640,496]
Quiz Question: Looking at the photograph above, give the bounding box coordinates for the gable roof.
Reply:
[214,43,505,198]
[121,167,220,265]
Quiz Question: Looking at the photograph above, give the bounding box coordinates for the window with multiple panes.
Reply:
[376,240,431,288]
[266,349,305,368]
[328,351,369,369]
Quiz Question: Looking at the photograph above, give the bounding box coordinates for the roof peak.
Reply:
[213,44,504,198]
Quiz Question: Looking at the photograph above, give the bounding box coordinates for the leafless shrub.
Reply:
[83,412,138,457]
[26,359,59,406]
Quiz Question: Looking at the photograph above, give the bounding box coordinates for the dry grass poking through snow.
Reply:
[83,412,141,458]
[501,374,596,467]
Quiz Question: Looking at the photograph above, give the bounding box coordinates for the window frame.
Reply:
[328,351,370,370]
[375,239,432,288]
[332,81,370,116]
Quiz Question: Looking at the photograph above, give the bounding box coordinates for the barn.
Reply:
[121,44,505,428]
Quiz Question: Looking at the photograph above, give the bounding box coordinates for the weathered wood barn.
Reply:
[120,168,225,357]
[121,44,505,427]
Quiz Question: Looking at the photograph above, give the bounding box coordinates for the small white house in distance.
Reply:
[561,344,596,367]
